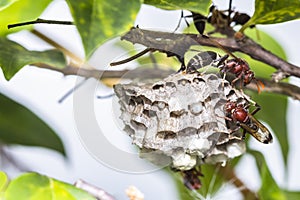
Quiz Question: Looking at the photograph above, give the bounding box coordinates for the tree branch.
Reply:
[29,27,300,100]
[219,165,258,200]
[33,63,174,80]
[74,179,115,200]
[121,27,300,79]
[8,18,73,29]
[32,62,300,100]
[31,29,85,66]
[247,78,300,100]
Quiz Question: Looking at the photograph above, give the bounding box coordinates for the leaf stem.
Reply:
[31,29,85,66]
[110,48,153,66]
[8,18,73,29]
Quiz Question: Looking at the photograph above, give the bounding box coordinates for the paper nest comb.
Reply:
[114,72,247,170]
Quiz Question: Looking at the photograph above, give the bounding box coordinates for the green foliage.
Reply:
[0,93,65,156]
[250,92,288,166]
[241,0,300,31]
[176,162,250,199]
[3,172,95,200]
[66,0,141,58]
[244,28,286,79]
[250,150,300,199]
[0,0,17,10]
[0,37,66,80]
[248,150,300,200]
[174,27,290,200]
[244,28,289,166]
[283,191,300,199]
[249,150,286,200]
[144,0,211,14]
[196,165,224,197]
[175,157,242,199]
[0,0,52,35]
[0,171,8,193]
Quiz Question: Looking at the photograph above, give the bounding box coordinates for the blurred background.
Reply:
[0,0,300,199]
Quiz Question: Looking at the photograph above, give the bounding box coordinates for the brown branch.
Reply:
[229,37,299,78]
[32,62,300,100]
[29,27,300,100]
[33,63,174,80]
[121,27,300,78]
[246,78,300,100]
[31,29,85,66]
[74,179,115,200]
[34,63,128,79]
[219,165,258,200]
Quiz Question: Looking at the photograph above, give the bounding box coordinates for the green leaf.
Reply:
[249,150,286,200]
[173,174,193,200]
[240,29,289,167]
[197,165,225,197]
[0,171,8,192]
[144,0,212,14]
[66,0,142,58]
[0,93,65,156]
[0,0,52,35]
[241,0,300,31]
[249,92,288,168]
[173,164,226,199]
[283,190,300,199]
[0,37,66,80]
[244,28,287,79]
[0,0,17,11]
[5,173,96,200]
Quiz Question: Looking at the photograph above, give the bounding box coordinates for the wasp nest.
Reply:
[114,72,247,170]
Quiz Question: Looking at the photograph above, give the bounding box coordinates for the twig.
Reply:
[246,78,300,100]
[219,165,259,200]
[228,0,233,26]
[28,27,300,100]
[110,48,153,66]
[33,63,174,80]
[74,179,115,200]
[0,146,30,172]
[8,18,73,29]
[32,62,300,100]
[31,29,84,66]
[121,28,300,79]
[97,93,115,99]
[58,78,88,103]
[34,63,124,79]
